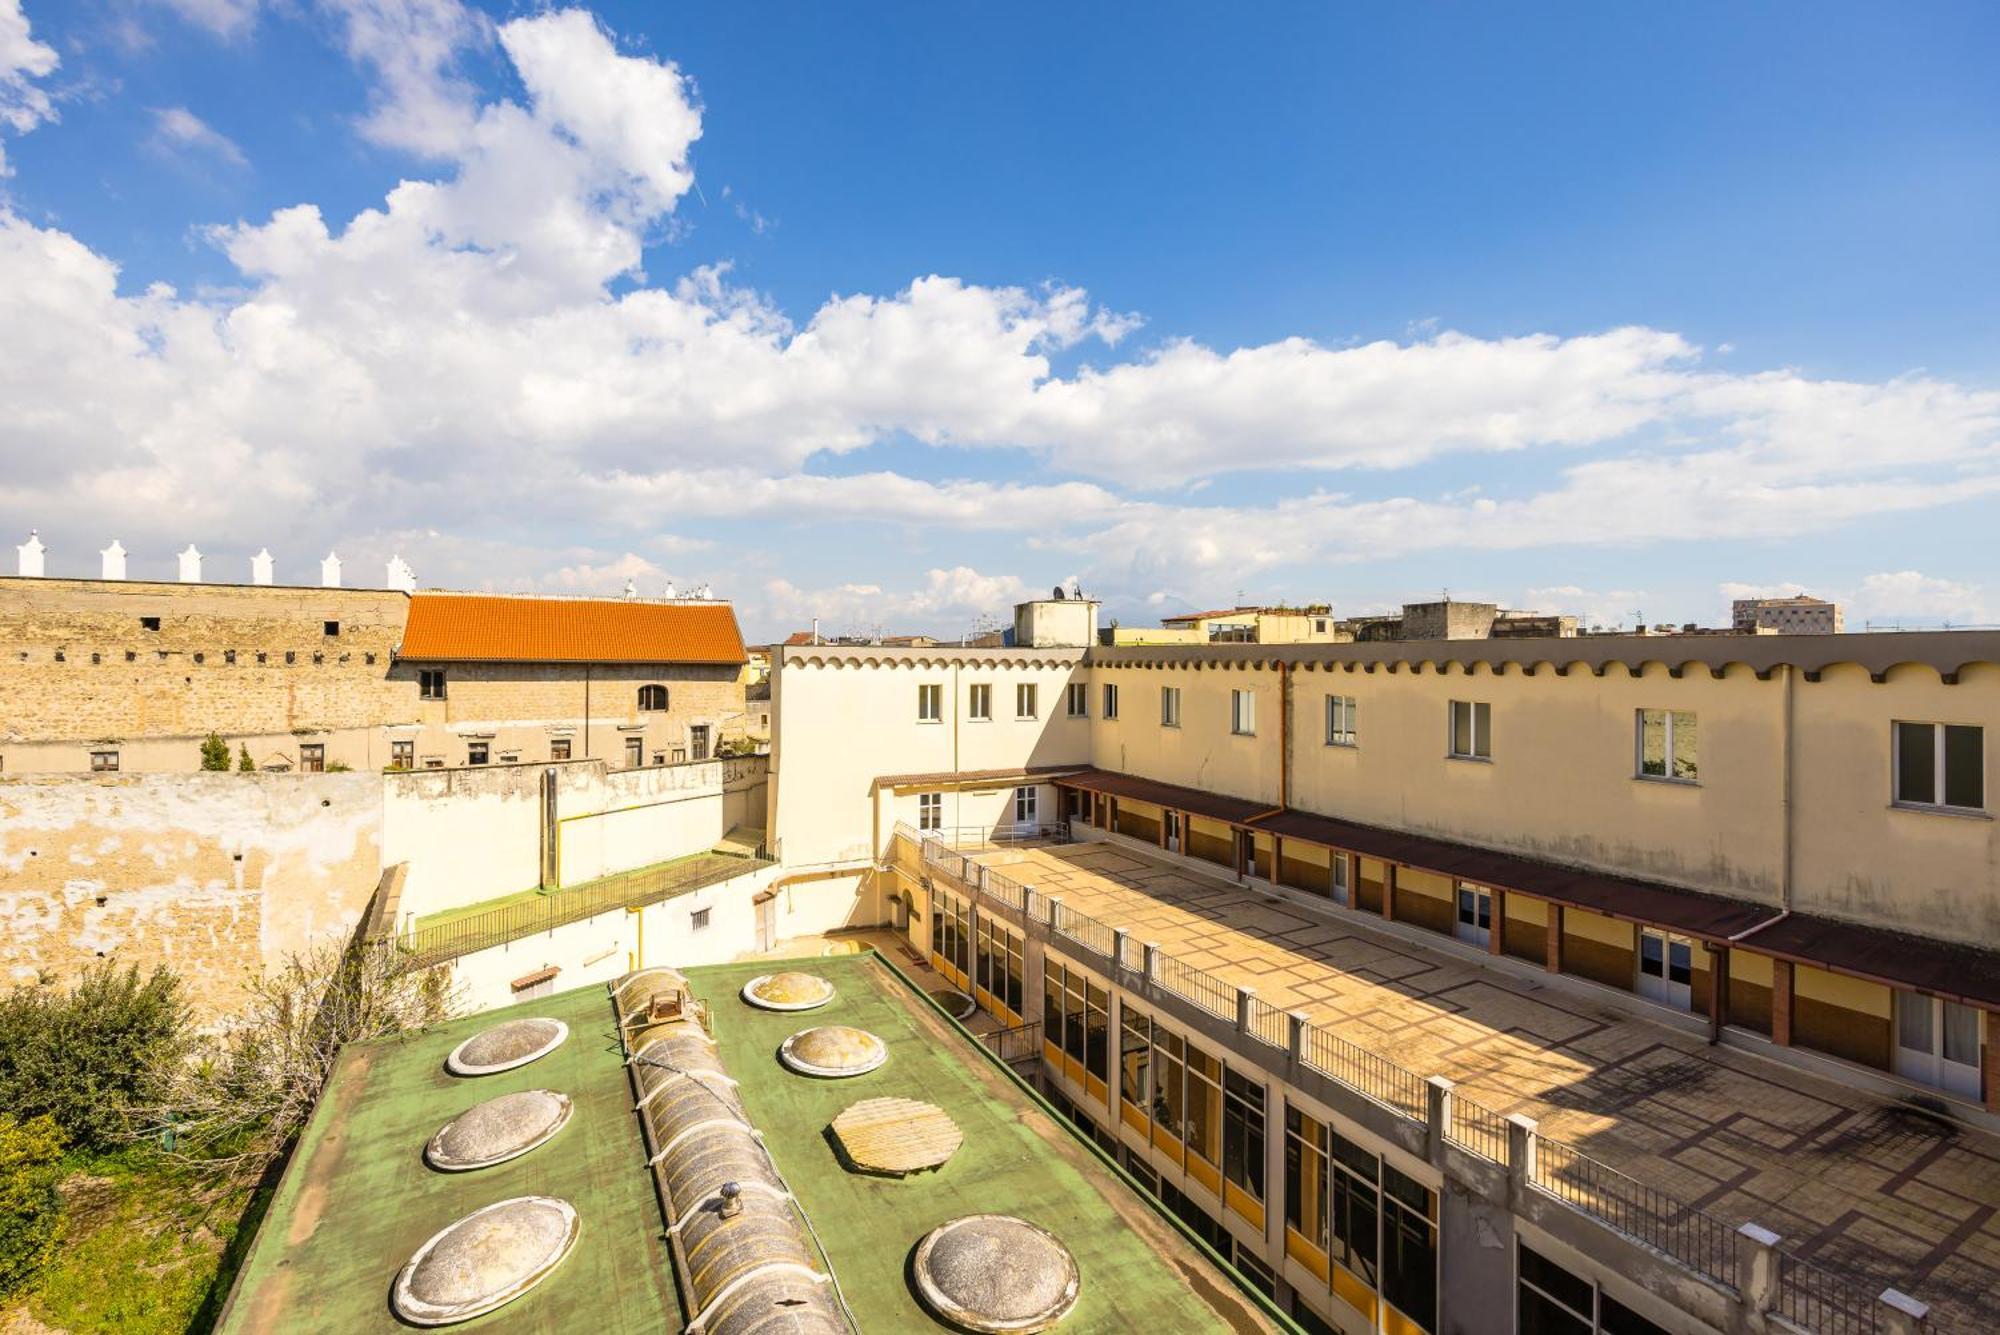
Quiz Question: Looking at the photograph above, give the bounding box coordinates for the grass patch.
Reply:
[4,1151,259,1335]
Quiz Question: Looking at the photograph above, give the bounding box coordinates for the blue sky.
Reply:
[2,1,1997,638]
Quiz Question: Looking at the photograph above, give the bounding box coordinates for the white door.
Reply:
[1896,994,1982,1099]
[1454,884,1492,948]
[755,894,777,953]
[1164,811,1182,854]
[1329,853,1349,906]
[1638,929,1694,1010]
[1013,785,1038,831]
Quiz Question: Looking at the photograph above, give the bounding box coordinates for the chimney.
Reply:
[251,548,274,586]
[386,555,416,593]
[101,540,126,581]
[663,580,678,600]
[177,544,203,583]
[16,530,45,578]
[320,551,342,588]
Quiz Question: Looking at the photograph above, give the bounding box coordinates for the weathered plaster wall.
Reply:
[0,773,382,1015]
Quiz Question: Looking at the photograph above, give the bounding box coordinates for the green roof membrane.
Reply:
[685,953,1279,1333]
[215,984,682,1334]
[218,952,1278,1334]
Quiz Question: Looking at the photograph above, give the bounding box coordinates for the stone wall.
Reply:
[0,772,383,1016]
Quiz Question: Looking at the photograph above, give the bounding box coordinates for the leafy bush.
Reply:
[198,733,231,771]
[0,966,187,1154]
[236,743,254,773]
[0,1114,66,1299]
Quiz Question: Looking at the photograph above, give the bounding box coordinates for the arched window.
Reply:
[638,684,669,712]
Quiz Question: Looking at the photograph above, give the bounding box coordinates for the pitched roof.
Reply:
[400,594,746,665]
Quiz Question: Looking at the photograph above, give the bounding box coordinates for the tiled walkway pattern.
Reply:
[974,842,2000,1331]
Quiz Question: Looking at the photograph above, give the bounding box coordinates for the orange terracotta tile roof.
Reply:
[400,593,747,665]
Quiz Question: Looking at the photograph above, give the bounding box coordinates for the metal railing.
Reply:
[1448,1094,1510,1164]
[397,851,772,967]
[979,1020,1044,1066]
[1775,1253,1882,1335]
[894,826,1928,1331]
[1534,1135,1737,1289]
[917,822,1073,851]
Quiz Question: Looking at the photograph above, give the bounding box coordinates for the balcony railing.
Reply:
[890,823,1933,1333]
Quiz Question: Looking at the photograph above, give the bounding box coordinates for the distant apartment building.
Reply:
[0,575,748,774]
[1111,598,1578,646]
[1733,593,1843,634]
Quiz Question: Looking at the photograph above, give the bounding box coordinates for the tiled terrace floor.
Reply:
[971,840,2000,1332]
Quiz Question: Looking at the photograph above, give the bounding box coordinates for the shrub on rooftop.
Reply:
[0,965,185,1156]
[198,733,230,771]
[236,744,254,773]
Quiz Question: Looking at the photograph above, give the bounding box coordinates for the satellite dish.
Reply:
[1052,585,1066,600]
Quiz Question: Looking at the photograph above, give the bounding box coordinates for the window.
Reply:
[1231,689,1256,736]
[1084,981,1110,1084]
[1326,695,1357,746]
[1016,683,1038,719]
[323,620,340,637]
[624,737,642,767]
[638,684,668,712]
[690,725,711,761]
[1329,1130,1379,1287]
[90,750,119,772]
[968,683,992,720]
[140,616,161,632]
[1517,1243,1670,1335]
[917,683,942,722]
[1161,686,1182,728]
[1014,785,1039,824]
[1066,682,1087,718]
[549,738,570,761]
[1893,721,1983,811]
[1154,1028,1188,1143]
[423,757,444,769]
[419,668,447,701]
[1636,709,1697,782]
[690,907,710,931]
[1222,1066,1267,1203]
[1380,1165,1438,1333]
[1448,700,1491,760]
[1184,1046,1223,1169]
[974,918,1025,1015]
[918,792,943,830]
[1102,683,1119,719]
[390,739,414,769]
[653,752,666,766]
[935,888,972,979]
[466,741,489,765]
[1120,1005,1152,1119]
[1285,1105,1330,1253]
[299,744,325,773]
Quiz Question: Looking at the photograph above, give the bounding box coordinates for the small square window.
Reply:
[466,741,490,766]
[140,617,160,632]
[390,740,414,769]
[1016,683,1038,719]
[918,792,943,830]
[550,738,571,761]
[691,907,711,931]
[419,668,447,701]
[91,750,119,772]
[1449,700,1491,760]
[323,621,340,637]
[917,683,942,723]
[1066,682,1088,718]
[969,683,992,720]
[299,744,325,773]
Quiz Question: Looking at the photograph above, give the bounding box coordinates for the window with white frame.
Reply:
[1893,721,1983,812]
[1448,700,1491,760]
[1102,683,1119,719]
[1014,785,1039,824]
[968,683,992,720]
[1636,709,1697,782]
[1326,695,1357,746]
[1161,685,1182,728]
[1016,683,1038,719]
[917,683,942,723]
[1230,689,1255,736]
[918,792,943,830]
[1066,682,1087,717]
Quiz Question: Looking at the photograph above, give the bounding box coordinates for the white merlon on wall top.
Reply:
[321,551,342,588]
[386,555,416,593]
[252,548,274,585]
[16,530,45,577]
[177,544,203,583]
[101,540,127,580]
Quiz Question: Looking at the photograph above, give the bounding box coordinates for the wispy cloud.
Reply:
[148,106,248,167]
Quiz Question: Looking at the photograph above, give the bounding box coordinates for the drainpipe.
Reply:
[1779,662,1795,912]
[583,664,592,759]
[1278,660,1293,811]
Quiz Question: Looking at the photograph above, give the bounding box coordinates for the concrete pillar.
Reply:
[1734,1223,1781,1317]
[1708,945,1729,1044]
[1236,986,1256,1035]
[100,540,126,580]
[1381,863,1397,922]
[1489,890,1505,955]
[1272,834,1283,887]
[15,530,44,577]
[1546,904,1565,973]
[1505,1114,1538,1208]
[1426,1076,1455,1166]
[1287,1010,1308,1067]
[1879,1288,1930,1335]
[1111,927,1130,974]
[1772,959,1795,1047]
[1142,941,1159,983]
[1045,894,1062,930]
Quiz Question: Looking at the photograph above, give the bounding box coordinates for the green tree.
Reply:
[0,1114,66,1299]
[198,733,230,771]
[236,744,254,773]
[0,966,187,1155]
